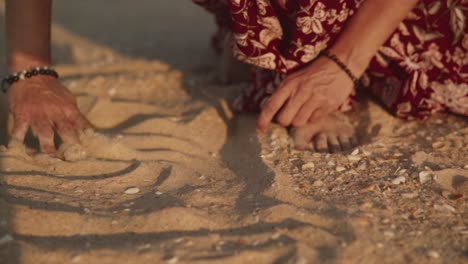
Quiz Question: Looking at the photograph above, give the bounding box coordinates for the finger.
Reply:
[276,92,309,127]
[313,133,328,153]
[308,107,329,124]
[292,99,318,127]
[31,123,56,154]
[55,120,79,144]
[338,134,352,151]
[10,119,29,142]
[327,134,341,153]
[73,112,94,130]
[257,85,292,131]
[350,135,359,147]
[63,105,93,131]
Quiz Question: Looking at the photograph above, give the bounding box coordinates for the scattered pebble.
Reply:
[383,231,395,238]
[124,187,140,194]
[155,191,164,196]
[357,161,368,171]
[0,234,14,245]
[431,141,445,149]
[166,257,179,264]
[347,155,362,162]
[427,250,440,259]
[301,162,315,170]
[108,87,117,96]
[294,256,307,264]
[434,204,456,213]
[401,192,418,199]
[313,180,324,187]
[271,233,281,240]
[419,171,433,184]
[336,166,346,172]
[391,176,406,185]
[362,150,371,156]
[71,255,82,263]
[351,148,360,155]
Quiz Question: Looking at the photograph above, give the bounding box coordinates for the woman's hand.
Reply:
[257,56,354,131]
[7,75,92,154]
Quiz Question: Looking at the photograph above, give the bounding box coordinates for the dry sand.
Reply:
[0,1,467,264]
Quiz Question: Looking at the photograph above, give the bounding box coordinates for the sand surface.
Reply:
[0,1,467,264]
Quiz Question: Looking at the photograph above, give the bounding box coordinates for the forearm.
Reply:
[329,0,419,77]
[5,0,52,72]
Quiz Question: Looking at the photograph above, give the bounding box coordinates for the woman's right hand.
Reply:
[7,75,93,154]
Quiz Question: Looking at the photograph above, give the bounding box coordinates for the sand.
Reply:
[0,1,467,264]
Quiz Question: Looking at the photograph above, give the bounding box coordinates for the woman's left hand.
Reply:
[257,56,355,131]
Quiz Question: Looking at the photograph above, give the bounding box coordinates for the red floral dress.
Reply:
[194,0,468,120]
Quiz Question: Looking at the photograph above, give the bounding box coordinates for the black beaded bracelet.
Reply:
[320,50,361,87]
[1,66,59,93]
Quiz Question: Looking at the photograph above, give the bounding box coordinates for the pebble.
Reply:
[432,141,445,149]
[401,192,418,199]
[427,250,440,259]
[271,233,281,240]
[166,257,179,264]
[434,204,456,213]
[419,171,433,184]
[0,234,13,245]
[155,191,164,196]
[347,155,362,162]
[336,166,346,172]
[313,180,324,187]
[294,256,307,264]
[71,255,83,263]
[391,176,406,185]
[357,161,368,171]
[301,162,315,170]
[383,231,395,238]
[351,148,360,155]
[124,187,140,194]
[108,87,117,97]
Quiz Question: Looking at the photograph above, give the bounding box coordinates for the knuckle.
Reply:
[276,114,290,127]
[292,116,306,127]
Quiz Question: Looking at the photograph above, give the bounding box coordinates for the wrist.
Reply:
[2,66,59,93]
[328,44,372,78]
[7,54,51,72]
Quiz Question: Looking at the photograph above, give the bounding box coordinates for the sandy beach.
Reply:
[0,1,467,263]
